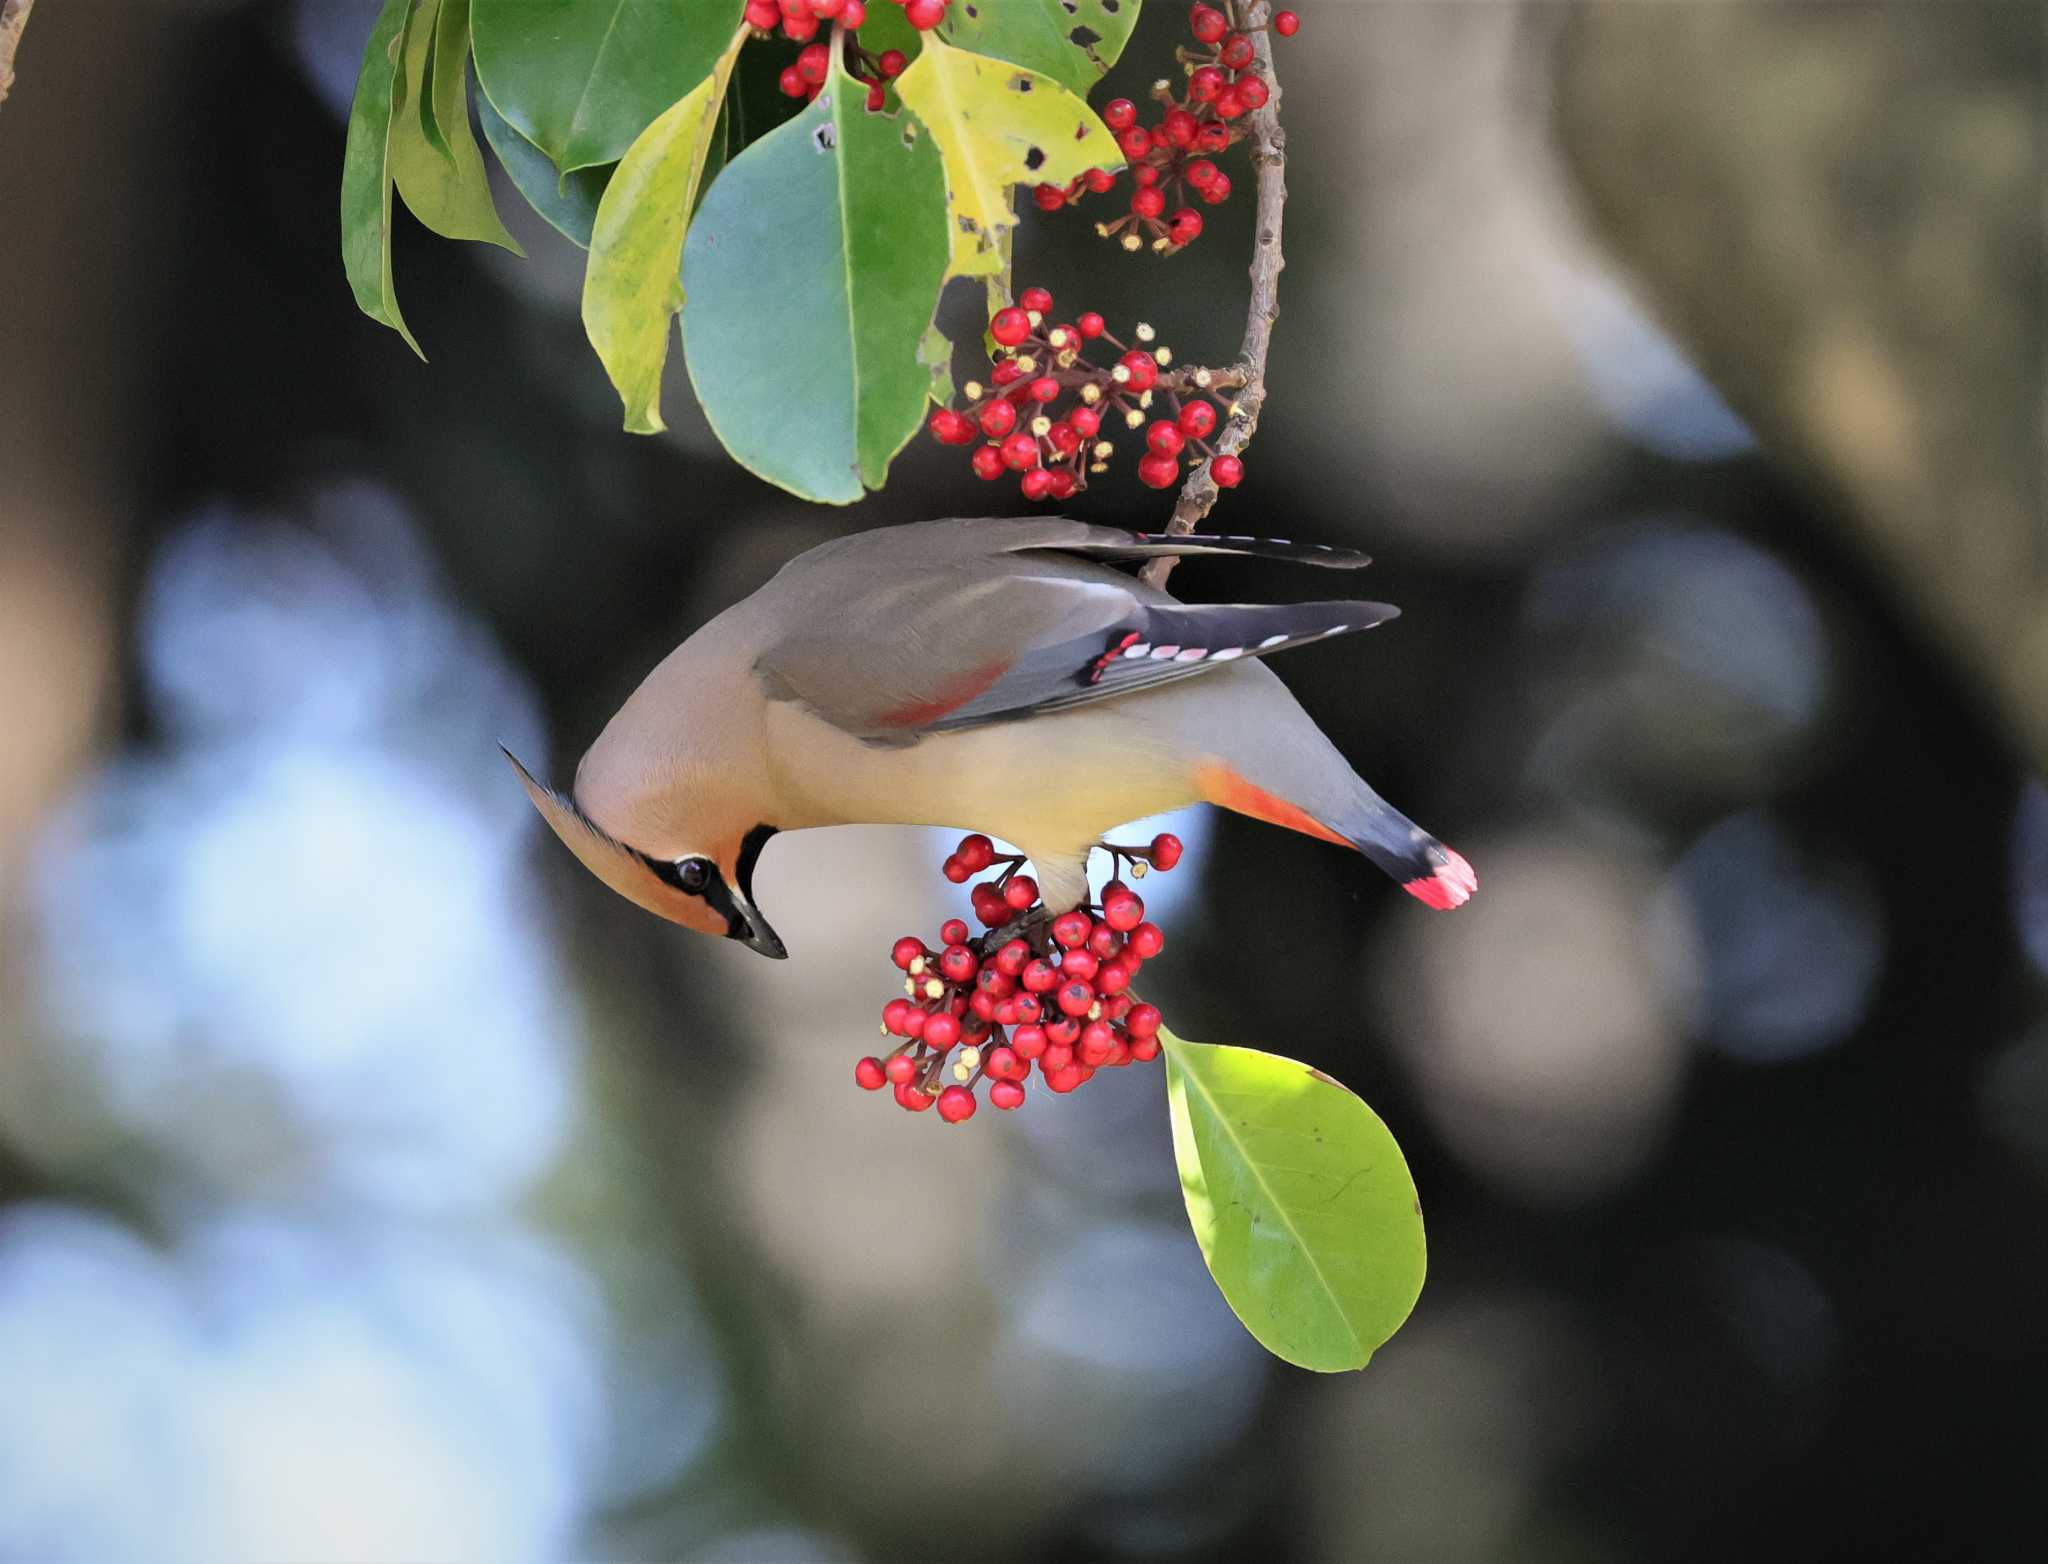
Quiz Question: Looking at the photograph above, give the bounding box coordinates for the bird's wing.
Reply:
[820,515,1374,571]
[756,527,1396,740]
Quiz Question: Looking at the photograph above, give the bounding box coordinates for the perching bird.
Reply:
[504,517,1476,958]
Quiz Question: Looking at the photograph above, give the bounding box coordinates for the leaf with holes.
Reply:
[894,35,1121,279]
[391,0,523,254]
[1162,1030,1426,1372]
[582,29,745,434]
[942,0,1142,98]
[340,0,423,357]
[470,0,741,173]
[681,63,950,502]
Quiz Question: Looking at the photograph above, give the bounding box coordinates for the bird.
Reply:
[503,516,1476,958]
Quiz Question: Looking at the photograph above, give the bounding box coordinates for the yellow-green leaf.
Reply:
[581,25,745,434]
[1163,1030,1427,1373]
[390,0,523,254]
[340,0,423,358]
[894,35,1122,279]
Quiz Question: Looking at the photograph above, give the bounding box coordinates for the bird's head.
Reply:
[500,745,786,958]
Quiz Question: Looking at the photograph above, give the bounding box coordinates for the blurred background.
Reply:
[1,1,2042,1559]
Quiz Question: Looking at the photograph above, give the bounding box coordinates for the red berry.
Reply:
[1190,3,1228,43]
[1150,832,1183,870]
[994,938,1030,976]
[1059,948,1100,985]
[939,918,969,945]
[1068,406,1102,439]
[1210,454,1244,487]
[1076,312,1106,339]
[812,0,844,14]
[1162,108,1199,148]
[1197,120,1231,153]
[990,358,1025,387]
[1013,992,1043,1023]
[1043,1064,1087,1094]
[1167,208,1203,245]
[1117,125,1153,160]
[1185,160,1220,191]
[1011,1023,1048,1059]
[1056,980,1097,1018]
[928,408,972,445]
[1178,400,1217,438]
[1004,875,1039,909]
[865,81,887,112]
[924,1011,961,1051]
[1137,452,1179,490]
[957,834,995,870]
[1051,909,1092,948]
[1085,167,1118,193]
[1001,429,1040,470]
[1129,1032,1160,1062]
[1045,1017,1081,1050]
[1087,922,1121,959]
[1199,171,1233,204]
[885,1052,920,1086]
[1213,87,1246,120]
[883,997,915,1034]
[1235,74,1269,110]
[990,1079,1026,1111]
[779,0,814,16]
[1021,958,1060,993]
[976,968,1015,1002]
[1131,186,1166,220]
[896,1080,935,1112]
[1019,285,1053,314]
[1027,376,1060,403]
[902,1007,928,1039]
[1048,469,1079,500]
[970,445,1005,482]
[782,14,819,43]
[1126,1002,1162,1038]
[1103,98,1137,131]
[1033,183,1066,212]
[1103,889,1144,932]
[989,307,1031,347]
[985,1043,1022,1081]
[1078,1019,1117,1065]
[778,65,807,98]
[1118,351,1158,391]
[745,0,781,28]
[1128,921,1165,960]
[1131,164,1161,189]
[841,0,866,22]
[1047,421,1081,457]
[904,0,947,30]
[855,1056,887,1090]
[1220,32,1254,68]
[1095,960,1132,996]
[1274,10,1300,36]
[878,47,909,77]
[892,936,925,970]
[797,42,831,83]
[978,399,1018,438]
[1145,420,1186,457]
[937,1084,977,1123]
[1188,65,1226,103]
[938,943,977,983]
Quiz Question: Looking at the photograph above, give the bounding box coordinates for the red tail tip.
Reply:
[1403,847,1477,910]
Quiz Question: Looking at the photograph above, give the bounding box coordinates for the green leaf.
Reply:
[919,322,955,406]
[894,35,1122,279]
[941,0,1141,97]
[582,32,744,435]
[470,0,743,174]
[681,61,950,502]
[341,0,423,358]
[476,88,611,249]
[1162,1031,1426,1373]
[391,0,524,254]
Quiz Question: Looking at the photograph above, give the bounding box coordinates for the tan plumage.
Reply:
[507,518,1475,956]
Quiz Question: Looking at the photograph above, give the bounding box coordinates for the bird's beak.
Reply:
[724,881,787,960]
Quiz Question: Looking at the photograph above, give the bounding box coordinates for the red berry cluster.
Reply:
[1032,2,1296,253]
[854,832,1185,1122]
[745,0,868,46]
[926,288,1246,497]
[754,0,924,113]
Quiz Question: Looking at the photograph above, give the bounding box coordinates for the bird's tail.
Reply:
[1197,761,1477,909]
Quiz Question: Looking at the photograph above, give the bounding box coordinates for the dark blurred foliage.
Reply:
[0,3,2043,1561]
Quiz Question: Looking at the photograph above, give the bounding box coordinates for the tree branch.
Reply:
[0,0,36,111]
[1141,0,1287,592]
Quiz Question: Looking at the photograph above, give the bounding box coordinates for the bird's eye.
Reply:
[677,859,712,893]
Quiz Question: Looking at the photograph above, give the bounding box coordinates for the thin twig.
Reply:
[1141,0,1286,591]
[0,0,36,111]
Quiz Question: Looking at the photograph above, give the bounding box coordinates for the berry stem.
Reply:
[1140,0,1287,591]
